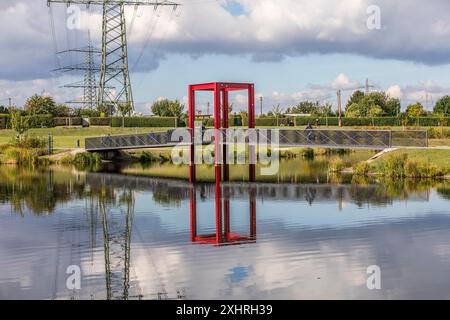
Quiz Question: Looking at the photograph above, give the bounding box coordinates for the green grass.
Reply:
[0,127,173,149]
[372,149,450,174]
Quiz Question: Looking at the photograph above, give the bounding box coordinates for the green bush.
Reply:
[89,117,112,126]
[404,160,445,178]
[111,117,177,128]
[418,164,444,178]
[3,146,46,165]
[73,152,102,166]
[0,114,10,129]
[382,154,408,178]
[425,127,450,139]
[354,161,371,176]
[14,135,48,149]
[404,160,421,178]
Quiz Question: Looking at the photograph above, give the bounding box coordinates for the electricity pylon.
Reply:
[57,34,100,109]
[47,0,180,115]
[83,36,98,109]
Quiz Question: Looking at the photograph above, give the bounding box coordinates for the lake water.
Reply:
[1,164,450,300]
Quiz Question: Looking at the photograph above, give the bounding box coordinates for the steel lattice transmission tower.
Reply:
[56,34,101,108]
[47,0,180,114]
[83,36,98,109]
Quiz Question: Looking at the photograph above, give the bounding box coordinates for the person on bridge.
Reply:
[305,122,314,143]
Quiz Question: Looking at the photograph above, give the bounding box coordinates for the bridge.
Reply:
[85,128,428,152]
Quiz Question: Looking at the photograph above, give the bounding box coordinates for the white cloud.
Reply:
[3,0,450,82]
[331,73,361,90]
[387,81,450,110]
[386,85,403,99]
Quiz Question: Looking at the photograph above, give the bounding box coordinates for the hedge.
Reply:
[23,115,55,128]
[256,117,290,126]
[54,117,82,126]
[89,117,111,126]
[0,114,9,129]
[293,116,450,127]
[205,115,243,127]
[111,116,178,127]
[197,116,440,127]
[406,117,450,127]
[1,114,55,129]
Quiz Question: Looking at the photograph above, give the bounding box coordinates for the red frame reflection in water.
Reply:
[190,185,257,247]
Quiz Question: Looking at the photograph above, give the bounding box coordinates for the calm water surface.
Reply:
[1,164,450,300]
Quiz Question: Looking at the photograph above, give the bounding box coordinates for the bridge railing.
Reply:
[85,129,428,151]
[85,130,181,151]
[274,129,428,149]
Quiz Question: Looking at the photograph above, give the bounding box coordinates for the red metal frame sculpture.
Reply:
[188,82,256,184]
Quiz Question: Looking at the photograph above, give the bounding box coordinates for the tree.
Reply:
[345,92,400,117]
[316,103,335,117]
[53,104,71,117]
[271,104,284,117]
[151,99,185,117]
[367,105,384,117]
[291,101,320,115]
[406,103,426,117]
[434,95,450,116]
[24,94,56,115]
[346,90,365,109]
[0,105,9,114]
[117,103,133,127]
[10,109,29,141]
[345,103,364,117]
[385,97,401,116]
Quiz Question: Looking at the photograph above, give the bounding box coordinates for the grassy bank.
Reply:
[0,145,48,165]
[354,149,450,178]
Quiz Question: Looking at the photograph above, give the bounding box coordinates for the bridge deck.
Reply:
[85,128,428,152]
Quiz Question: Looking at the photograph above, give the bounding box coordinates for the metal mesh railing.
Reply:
[85,128,428,151]
[85,130,182,151]
[275,129,427,148]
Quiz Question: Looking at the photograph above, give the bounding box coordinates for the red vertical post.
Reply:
[189,185,197,242]
[214,83,223,244]
[188,85,196,183]
[222,89,230,182]
[215,178,223,244]
[223,186,230,242]
[248,84,256,182]
[249,187,256,239]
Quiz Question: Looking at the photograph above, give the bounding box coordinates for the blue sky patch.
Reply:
[223,1,246,16]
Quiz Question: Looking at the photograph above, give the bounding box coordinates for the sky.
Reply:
[2,0,450,114]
